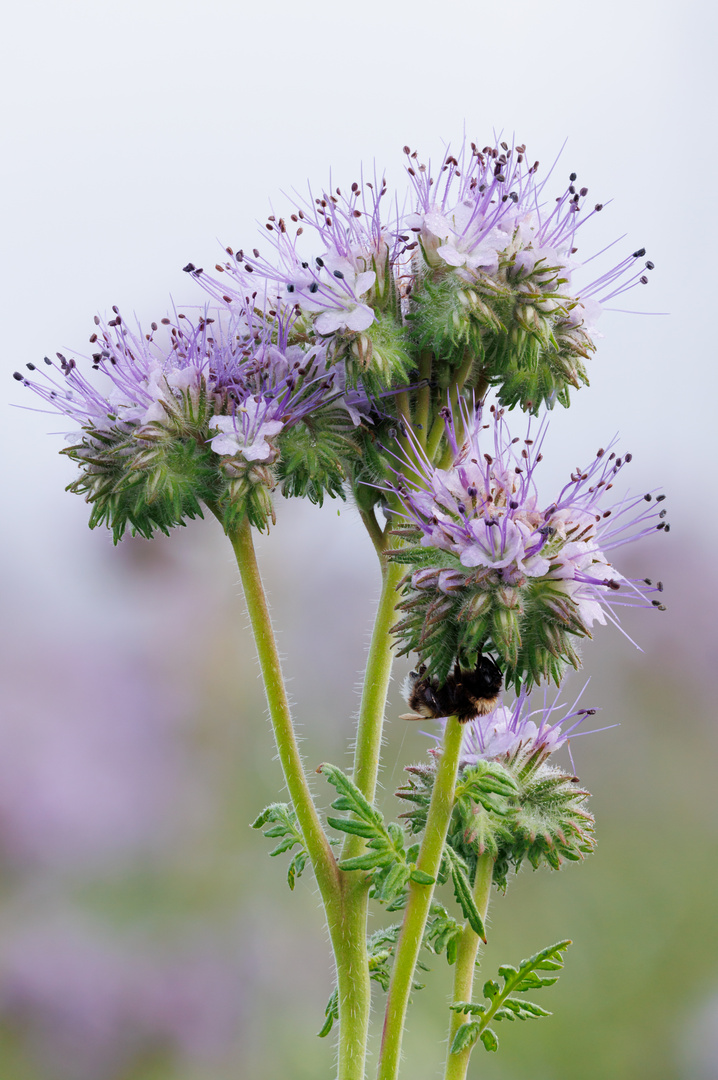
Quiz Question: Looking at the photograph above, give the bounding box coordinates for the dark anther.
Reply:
[309,283,319,293]
[12,371,23,380]
[26,362,36,370]
[315,257,324,267]
[467,485,477,498]
[182,262,196,273]
[656,494,666,501]
[597,447,605,457]
[286,284,295,293]
[595,203,603,211]
[659,509,667,518]
[457,503,466,514]
[580,187,588,196]
[632,247,646,258]
[509,500,519,509]
[640,275,649,284]
[646,260,655,270]
[301,261,309,268]
[333,270,344,279]
[657,581,664,591]
[644,493,652,501]
[44,357,52,364]
[644,578,653,585]
[625,453,633,462]
[664,524,671,533]
[569,172,577,181]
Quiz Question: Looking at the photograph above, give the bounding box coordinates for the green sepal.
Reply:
[342,311,415,397]
[277,407,358,505]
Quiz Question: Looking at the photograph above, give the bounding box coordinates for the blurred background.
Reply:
[1,0,716,1077]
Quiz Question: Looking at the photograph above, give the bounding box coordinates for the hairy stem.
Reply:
[376,717,465,1080]
[224,514,341,912]
[444,854,494,1080]
[436,354,485,468]
[343,555,404,857]
[335,877,373,1080]
[415,350,433,450]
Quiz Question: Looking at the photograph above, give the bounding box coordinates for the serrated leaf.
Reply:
[443,846,486,940]
[480,1027,499,1052]
[288,850,307,890]
[339,852,393,872]
[450,1021,481,1054]
[269,835,301,857]
[317,989,339,1038]
[409,868,435,885]
[326,816,379,838]
[450,1001,486,1016]
[252,803,309,889]
[503,997,551,1019]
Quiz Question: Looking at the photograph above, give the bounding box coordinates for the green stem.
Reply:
[224,515,341,914]
[415,350,433,450]
[436,353,481,468]
[335,878,373,1080]
[376,717,465,1080]
[343,556,404,857]
[359,506,387,557]
[444,854,494,1080]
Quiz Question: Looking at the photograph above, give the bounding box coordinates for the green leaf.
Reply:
[326,816,379,838]
[450,1002,487,1016]
[447,939,571,1063]
[409,868,435,885]
[287,850,307,891]
[443,845,486,940]
[252,803,308,890]
[317,989,339,1038]
[480,1028,499,1052]
[450,1021,481,1054]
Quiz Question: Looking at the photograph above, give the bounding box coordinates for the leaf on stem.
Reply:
[251,803,309,891]
[449,939,571,1056]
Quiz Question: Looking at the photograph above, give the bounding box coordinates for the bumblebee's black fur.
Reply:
[404,655,503,723]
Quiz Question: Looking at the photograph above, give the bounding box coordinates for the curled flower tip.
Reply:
[389,398,667,689]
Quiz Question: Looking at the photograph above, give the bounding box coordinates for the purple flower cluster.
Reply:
[431,685,598,766]
[403,139,653,325]
[16,301,357,458]
[396,399,666,634]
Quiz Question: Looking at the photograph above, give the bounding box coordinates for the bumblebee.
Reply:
[401,655,503,724]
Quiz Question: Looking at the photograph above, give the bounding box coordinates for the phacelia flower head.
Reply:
[16,300,363,538]
[398,685,596,883]
[403,139,655,412]
[185,172,415,397]
[443,686,596,767]
[390,398,667,689]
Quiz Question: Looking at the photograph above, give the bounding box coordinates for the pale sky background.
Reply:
[1,0,714,562]
[0,3,716,1078]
